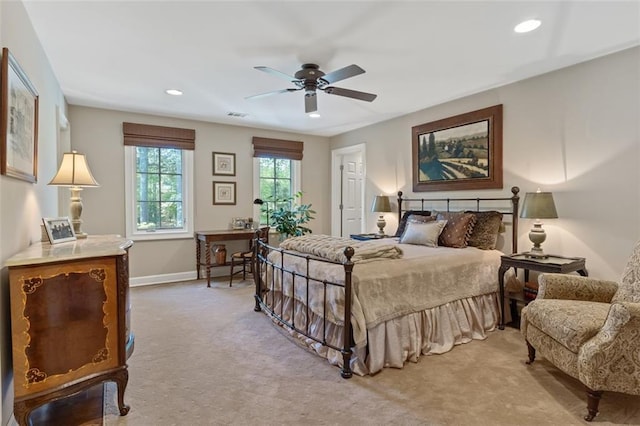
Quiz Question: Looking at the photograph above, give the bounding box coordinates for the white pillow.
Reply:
[400,220,448,247]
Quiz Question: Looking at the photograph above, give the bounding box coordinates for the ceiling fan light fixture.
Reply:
[165,89,183,96]
[514,19,541,33]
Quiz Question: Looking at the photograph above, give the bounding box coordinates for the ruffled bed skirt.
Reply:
[262,291,502,376]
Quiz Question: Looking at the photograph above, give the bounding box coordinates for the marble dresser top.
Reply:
[5,235,133,267]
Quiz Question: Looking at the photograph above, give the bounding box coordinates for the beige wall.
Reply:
[0,1,67,423]
[331,47,640,281]
[68,106,331,279]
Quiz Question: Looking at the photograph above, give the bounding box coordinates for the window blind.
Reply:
[252,137,303,160]
[123,122,195,150]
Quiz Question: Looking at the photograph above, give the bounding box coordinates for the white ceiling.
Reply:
[22,1,640,137]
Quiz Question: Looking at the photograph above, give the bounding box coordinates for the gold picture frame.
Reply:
[1,47,39,183]
[412,104,502,192]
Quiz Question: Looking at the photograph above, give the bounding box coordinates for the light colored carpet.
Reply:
[104,279,640,426]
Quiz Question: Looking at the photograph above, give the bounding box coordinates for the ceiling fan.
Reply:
[246,63,377,113]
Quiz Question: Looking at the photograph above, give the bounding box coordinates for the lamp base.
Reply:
[524,250,549,259]
[526,221,548,258]
[376,215,386,236]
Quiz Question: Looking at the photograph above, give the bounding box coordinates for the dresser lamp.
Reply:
[48,151,99,238]
[520,189,558,258]
[371,195,392,235]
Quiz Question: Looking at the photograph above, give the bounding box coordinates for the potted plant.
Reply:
[266,192,315,239]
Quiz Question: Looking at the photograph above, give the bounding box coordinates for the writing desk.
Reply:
[195,229,255,287]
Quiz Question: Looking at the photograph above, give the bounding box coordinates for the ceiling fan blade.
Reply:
[320,64,365,85]
[254,66,298,82]
[323,86,377,102]
[245,88,300,100]
[305,93,318,113]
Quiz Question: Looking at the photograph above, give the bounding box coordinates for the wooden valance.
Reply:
[252,137,303,160]
[123,122,195,150]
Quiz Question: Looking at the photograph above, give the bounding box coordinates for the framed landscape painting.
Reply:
[412,104,503,192]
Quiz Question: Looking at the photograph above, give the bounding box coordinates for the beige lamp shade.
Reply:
[520,191,558,219]
[371,195,392,213]
[49,151,99,187]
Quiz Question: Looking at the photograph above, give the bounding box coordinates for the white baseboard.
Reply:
[130,271,198,287]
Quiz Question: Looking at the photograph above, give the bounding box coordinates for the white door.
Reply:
[331,144,366,237]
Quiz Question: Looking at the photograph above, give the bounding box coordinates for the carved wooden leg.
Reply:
[585,388,603,422]
[525,340,536,364]
[114,369,131,416]
[13,401,31,426]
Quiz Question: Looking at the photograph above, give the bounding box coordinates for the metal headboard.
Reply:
[397,186,520,253]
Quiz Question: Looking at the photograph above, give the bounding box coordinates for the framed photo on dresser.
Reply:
[43,217,76,244]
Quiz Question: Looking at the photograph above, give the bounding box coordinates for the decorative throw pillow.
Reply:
[407,214,435,225]
[400,220,447,247]
[394,210,431,237]
[435,212,477,248]
[466,210,503,250]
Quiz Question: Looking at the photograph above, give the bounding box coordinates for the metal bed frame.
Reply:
[253,186,520,379]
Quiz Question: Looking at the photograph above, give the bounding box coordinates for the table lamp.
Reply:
[253,198,269,225]
[48,151,99,238]
[520,189,558,258]
[371,195,392,235]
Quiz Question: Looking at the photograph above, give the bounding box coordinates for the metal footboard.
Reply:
[253,236,355,379]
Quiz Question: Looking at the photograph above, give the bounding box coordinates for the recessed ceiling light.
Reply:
[165,89,183,96]
[308,113,321,118]
[514,19,541,33]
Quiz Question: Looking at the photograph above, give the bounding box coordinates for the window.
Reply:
[254,158,301,225]
[123,122,194,240]
[251,136,304,226]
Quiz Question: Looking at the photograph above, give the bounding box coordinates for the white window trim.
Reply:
[252,158,301,225]
[124,146,194,241]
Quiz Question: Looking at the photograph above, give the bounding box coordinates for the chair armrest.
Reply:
[537,273,618,302]
[578,302,640,395]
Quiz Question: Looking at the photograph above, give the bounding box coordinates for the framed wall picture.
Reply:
[1,47,39,183]
[212,152,235,176]
[412,104,503,192]
[213,181,236,205]
[43,217,76,244]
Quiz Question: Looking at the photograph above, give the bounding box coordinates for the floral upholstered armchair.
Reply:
[521,240,640,421]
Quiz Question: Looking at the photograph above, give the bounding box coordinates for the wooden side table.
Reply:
[498,253,588,329]
[195,229,255,287]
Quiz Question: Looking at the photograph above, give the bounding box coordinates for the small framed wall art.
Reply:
[213,181,236,205]
[212,152,235,176]
[42,217,76,244]
[1,47,39,183]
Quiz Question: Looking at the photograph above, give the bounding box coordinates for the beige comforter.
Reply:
[265,237,502,348]
[279,234,403,263]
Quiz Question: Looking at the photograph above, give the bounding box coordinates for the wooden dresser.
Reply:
[5,235,134,425]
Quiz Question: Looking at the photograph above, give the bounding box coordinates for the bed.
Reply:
[253,187,520,378]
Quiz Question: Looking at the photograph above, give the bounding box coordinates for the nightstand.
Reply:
[498,253,588,329]
[350,233,390,241]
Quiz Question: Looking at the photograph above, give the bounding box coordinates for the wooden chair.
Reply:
[229,227,269,286]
